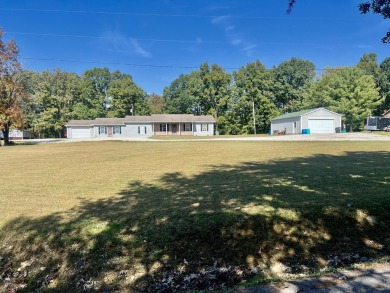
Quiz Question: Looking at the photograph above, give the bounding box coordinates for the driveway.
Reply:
[235,263,390,293]
[203,133,390,142]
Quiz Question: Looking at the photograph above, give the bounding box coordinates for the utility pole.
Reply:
[252,100,256,135]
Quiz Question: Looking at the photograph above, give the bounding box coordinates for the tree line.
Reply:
[1,29,389,143]
[161,55,388,134]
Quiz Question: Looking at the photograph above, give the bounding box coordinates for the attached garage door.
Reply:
[308,119,335,134]
[71,127,92,138]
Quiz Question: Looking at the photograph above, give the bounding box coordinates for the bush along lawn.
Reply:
[0,141,390,292]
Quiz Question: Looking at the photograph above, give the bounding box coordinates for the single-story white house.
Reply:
[271,108,342,134]
[0,129,33,140]
[65,114,216,139]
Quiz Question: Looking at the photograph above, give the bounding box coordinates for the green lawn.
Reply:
[149,134,270,140]
[1,141,390,292]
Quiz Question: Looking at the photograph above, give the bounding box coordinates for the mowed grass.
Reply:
[1,141,390,292]
[149,134,270,140]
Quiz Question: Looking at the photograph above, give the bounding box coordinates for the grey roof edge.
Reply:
[67,115,216,126]
[309,107,343,117]
[124,115,216,123]
[271,107,342,121]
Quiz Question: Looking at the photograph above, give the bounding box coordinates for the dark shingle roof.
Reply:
[65,120,94,126]
[94,118,125,125]
[66,114,216,126]
[124,114,216,123]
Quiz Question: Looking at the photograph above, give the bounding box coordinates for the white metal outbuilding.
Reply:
[271,108,343,134]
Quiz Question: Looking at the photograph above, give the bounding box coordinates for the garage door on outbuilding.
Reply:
[308,119,335,134]
[271,108,342,135]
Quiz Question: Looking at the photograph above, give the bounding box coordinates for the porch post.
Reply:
[179,123,181,135]
[166,123,168,135]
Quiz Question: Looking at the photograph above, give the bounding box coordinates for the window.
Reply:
[138,126,146,134]
[113,126,121,134]
[160,124,167,132]
[185,123,192,131]
[201,124,208,132]
[99,126,105,134]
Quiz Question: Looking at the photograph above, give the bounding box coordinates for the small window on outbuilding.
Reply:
[201,124,208,132]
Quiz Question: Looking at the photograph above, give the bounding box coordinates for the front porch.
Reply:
[153,123,193,136]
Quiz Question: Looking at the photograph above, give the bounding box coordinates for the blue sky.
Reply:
[0,0,388,94]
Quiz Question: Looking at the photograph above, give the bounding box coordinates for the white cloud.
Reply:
[355,44,373,49]
[206,6,230,11]
[225,25,236,32]
[210,16,257,57]
[129,38,151,58]
[211,15,230,24]
[100,29,151,58]
[188,37,204,52]
[231,38,243,46]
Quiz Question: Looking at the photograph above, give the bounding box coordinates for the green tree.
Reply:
[377,57,390,114]
[231,61,279,134]
[198,63,232,133]
[148,93,165,114]
[107,72,150,117]
[357,53,379,77]
[306,67,382,131]
[272,58,315,113]
[19,70,40,134]
[33,69,80,138]
[77,67,112,118]
[163,71,202,114]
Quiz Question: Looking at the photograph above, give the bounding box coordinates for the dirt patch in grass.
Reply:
[1,141,390,292]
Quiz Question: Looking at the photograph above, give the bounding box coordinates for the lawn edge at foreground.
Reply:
[230,256,390,292]
[1,141,389,292]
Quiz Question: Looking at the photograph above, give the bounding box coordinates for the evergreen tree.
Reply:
[306,67,382,131]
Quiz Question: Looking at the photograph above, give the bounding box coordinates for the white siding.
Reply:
[122,123,153,137]
[193,123,214,136]
[271,117,301,134]
[301,109,342,132]
[271,108,342,135]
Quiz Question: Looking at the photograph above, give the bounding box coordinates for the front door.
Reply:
[107,126,113,137]
[172,124,177,134]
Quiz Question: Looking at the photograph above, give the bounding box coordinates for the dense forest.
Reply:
[13,53,388,138]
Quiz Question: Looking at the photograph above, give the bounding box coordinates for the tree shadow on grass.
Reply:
[1,151,390,292]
